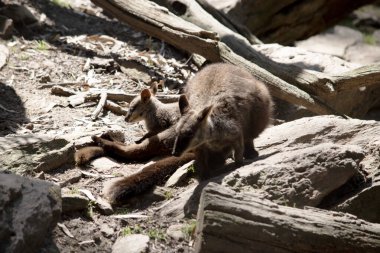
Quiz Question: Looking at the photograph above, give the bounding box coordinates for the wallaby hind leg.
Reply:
[233,136,244,166]
[244,139,259,159]
[195,148,228,180]
[194,149,210,180]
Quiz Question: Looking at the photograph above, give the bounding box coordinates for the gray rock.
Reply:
[59,168,82,187]
[91,157,121,172]
[253,43,360,74]
[165,161,194,187]
[100,224,114,238]
[0,134,75,175]
[0,173,61,253]
[159,184,198,220]
[374,30,380,44]
[296,25,363,58]
[222,143,364,207]
[62,193,89,213]
[159,116,380,220]
[166,224,185,241]
[112,234,149,253]
[345,43,380,65]
[96,197,114,215]
[0,44,9,69]
[333,173,380,223]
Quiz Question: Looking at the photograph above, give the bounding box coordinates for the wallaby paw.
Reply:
[244,148,259,159]
[92,135,106,147]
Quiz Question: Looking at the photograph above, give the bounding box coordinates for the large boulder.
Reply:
[0,134,75,175]
[0,173,61,253]
[222,143,364,207]
[159,116,380,219]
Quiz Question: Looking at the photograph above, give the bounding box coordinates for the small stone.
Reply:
[59,169,82,187]
[39,75,51,83]
[91,157,121,171]
[166,224,185,241]
[62,194,89,213]
[165,161,193,187]
[100,224,114,238]
[25,123,34,130]
[96,197,114,215]
[112,234,149,253]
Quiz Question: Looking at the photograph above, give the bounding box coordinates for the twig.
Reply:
[104,100,128,116]
[68,90,179,107]
[51,85,77,97]
[91,91,107,121]
[57,223,74,238]
[112,213,149,219]
[39,81,84,89]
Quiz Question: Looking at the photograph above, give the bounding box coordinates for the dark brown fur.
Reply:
[75,146,104,166]
[173,63,273,179]
[102,153,195,204]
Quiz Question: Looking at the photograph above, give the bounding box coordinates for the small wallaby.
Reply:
[172,63,273,179]
[126,82,180,143]
[75,83,180,165]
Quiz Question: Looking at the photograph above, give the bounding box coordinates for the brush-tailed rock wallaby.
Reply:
[172,63,273,179]
[75,83,180,165]
[126,82,180,144]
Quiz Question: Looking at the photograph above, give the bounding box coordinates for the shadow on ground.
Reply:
[0,82,27,136]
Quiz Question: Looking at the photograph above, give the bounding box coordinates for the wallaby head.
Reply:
[172,95,213,156]
[125,83,158,123]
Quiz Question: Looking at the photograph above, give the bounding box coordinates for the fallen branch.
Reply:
[91,0,337,115]
[104,100,128,116]
[91,91,108,120]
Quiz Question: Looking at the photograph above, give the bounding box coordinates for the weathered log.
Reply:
[91,0,337,115]
[195,183,380,253]
[152,0,380,117]
[207,0,375,44]
[91,0,380,117]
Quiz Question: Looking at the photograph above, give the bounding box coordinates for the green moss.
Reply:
[51,0,70,8]
[363,33,377,45]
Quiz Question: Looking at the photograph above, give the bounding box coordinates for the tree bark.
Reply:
[207,0,376,44]
[195,183,380,253]
[91,0,380,117]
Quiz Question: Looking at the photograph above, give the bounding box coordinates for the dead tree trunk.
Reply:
[195,183,380,253]
[207,0,376,44]
[91,0,380,117]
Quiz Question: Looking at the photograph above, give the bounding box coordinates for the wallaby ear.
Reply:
[140,88,151,102]
[179,94,190,115]
[150,82,158,95]
[198,105,213,122]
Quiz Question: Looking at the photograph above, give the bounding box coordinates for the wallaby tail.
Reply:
[102,153,195,205]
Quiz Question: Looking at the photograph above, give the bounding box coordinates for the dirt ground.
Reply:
[0,0,198,252]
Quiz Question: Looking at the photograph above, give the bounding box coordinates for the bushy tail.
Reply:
[102,153,195,205]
